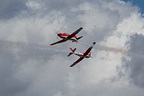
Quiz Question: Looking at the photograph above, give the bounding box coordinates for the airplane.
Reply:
[68,48,92,58]
[50,27,83,46]
[68,42,96,67]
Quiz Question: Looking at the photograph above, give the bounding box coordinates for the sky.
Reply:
[123,0,144,13]
[0,0,144,96]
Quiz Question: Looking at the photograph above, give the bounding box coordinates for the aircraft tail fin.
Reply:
[76,36,83,40]
[67,48,76,57]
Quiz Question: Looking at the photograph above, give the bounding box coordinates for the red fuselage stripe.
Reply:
[58,33,77,38]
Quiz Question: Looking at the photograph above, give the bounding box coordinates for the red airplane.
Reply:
[68,42,96,67]
[50,27,83,46]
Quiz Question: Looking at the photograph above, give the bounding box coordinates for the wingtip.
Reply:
[50,43,55,46]
[70,63,75,67]
[93,42,96,44]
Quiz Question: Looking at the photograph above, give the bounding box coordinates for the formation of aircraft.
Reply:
[50,27,96,67]
[50,27,83,46]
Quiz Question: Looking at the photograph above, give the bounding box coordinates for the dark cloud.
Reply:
[122,34,144,88]
[0,0,26,19]
[0,48,29,96]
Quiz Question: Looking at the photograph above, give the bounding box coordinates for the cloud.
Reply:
[122,34,144,88]
[0,0,26,19]
[0,0,144,96]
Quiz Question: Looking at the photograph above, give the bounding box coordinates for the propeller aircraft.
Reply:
[50,27,83,46]
[68,42,96,67]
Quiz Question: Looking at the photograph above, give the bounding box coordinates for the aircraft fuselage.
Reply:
[57,33,77,42]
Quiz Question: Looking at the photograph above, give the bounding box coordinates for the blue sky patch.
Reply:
[123,0,144,13]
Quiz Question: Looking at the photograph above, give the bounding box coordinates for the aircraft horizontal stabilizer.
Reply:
[67,48,76,57]
[76,36,83,40]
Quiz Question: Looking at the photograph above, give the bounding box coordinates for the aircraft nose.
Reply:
[57,33,61,36]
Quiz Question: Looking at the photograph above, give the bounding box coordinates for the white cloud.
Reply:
[26,1,42,10]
